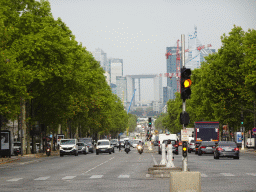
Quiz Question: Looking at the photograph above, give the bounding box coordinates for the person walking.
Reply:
[119,140,122,152]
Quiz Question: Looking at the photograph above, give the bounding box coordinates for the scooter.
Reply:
[125,147,130,154]
[46,147,51,156]
[137,145,143,154]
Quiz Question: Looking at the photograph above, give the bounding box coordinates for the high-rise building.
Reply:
[116,76,127,107]
[92,48,107,71]
[153,76,163,103]
[110,59,123,85]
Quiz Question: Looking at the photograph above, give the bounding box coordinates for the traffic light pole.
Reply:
[181,34,188,172]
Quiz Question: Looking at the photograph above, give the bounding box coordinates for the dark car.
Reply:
[198,141,216,156]
[86,142,94,153]
[214,141,239,159]
[195,141,201,154]
[163,140,178,155]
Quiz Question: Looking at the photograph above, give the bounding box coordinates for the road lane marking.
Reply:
[82,157,115,175]
[201,174,208,177]
[246,173,256,176]
[90,175,103,179]
[220,173,235,176]
[62,176,76,180]
[34,176,50,180]
[7,178,23,181]
[118,175,130,178]
[151,154,157,165]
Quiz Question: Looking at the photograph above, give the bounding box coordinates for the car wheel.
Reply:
[84,151,87,155]
[113,148,115,153]
[109,151,111,154]
[75,151,78,156]
[188,150,191,153]
[198,150,202,156]
[234,156,239,159]
[158,151,161,155]
[96,152,99,155]
[60,154,63,157]
[195,151,198,154]
[214,153,219,159]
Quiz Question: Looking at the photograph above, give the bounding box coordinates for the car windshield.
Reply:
[14,143,21,146]
[60,140,76,145]
[98,141,109,145]
[219,142,236,146]
[163,140,176,145]
[77,143,84,146]
[190,140,195,143]
[79,138,92,144]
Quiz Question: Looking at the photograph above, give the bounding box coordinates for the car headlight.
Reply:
[60,146,62,150]
[73,146,76,149]
[96,146,98,149]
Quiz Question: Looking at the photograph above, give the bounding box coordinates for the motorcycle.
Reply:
[46,147,51,156]
[125,148,130,154]
[137,145,143,154]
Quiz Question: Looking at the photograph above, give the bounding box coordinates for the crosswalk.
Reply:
[3,173,256,182]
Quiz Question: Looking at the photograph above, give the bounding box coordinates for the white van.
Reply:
[59,139,78,157]
[246,138,255,148]
[158,134,178,154]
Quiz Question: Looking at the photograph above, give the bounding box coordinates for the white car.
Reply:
[77,142,89,154]
[60,139,79,157]
[96,140,112,155]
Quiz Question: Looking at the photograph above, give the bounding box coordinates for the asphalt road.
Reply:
[0,146,255,192]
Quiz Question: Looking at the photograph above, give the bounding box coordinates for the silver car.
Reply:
[198,141,216,156]
[77,142,88,154]
[188,140,195,153]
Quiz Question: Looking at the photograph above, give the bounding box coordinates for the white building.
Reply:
[110,59,123,85]
[92,48,108,71]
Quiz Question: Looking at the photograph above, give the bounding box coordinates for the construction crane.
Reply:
[127,89,136,113]
[165,42,212,93]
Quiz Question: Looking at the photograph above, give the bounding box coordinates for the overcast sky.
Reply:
[47,0,256,103]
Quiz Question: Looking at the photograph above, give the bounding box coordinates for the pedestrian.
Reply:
[119,140,121,152]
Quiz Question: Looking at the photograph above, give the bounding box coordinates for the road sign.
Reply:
[252,128,256,133]
[181,130,189,141]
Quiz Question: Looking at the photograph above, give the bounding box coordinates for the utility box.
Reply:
[234,132,242,147]
[0,130,12,158]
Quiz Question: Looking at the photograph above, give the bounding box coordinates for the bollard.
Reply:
[160,143,167,165]
[166,144,175,168]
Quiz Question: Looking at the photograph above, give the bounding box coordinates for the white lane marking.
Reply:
[62,176,76,180]
[201,174,208,177]
[246,173,256,176]
[220,173,235,176]
[118,175,130,178]
[146,174,151,178]
[34,176,50,180]
[82,157,115,175]
[90,175,103,179]
[7,178,23,181]
[151,154,158,165]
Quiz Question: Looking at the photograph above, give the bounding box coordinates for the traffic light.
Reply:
[180,111,190,125]
[241,116,244,125]
[148,117,152,127]
[182,141,188,157]
[180,67,192,101]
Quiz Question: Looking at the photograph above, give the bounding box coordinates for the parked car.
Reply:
[214,141,239,159]
[13,142,21,156]
[195,141,201,154]
[96,140,112,155]
[77,142,88,154]
[59,139,78,157]
[188,140,195,153]
[198,141,216,156]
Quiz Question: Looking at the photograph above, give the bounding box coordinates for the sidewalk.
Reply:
[0,150,60,165]
[239,147,256,154]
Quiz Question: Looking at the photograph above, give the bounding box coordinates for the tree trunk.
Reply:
[21,97,27,155]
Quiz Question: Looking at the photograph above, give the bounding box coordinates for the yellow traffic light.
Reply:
[184,79,192,88]
[183,147,187,151]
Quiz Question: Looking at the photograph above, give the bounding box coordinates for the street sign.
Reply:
[181,130,189,142]
[252,128,256,133]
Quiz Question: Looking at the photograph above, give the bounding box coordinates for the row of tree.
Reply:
[156,25,256,135]
[0,0,133,153]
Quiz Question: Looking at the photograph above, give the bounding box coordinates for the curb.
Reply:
[0,157,20,165]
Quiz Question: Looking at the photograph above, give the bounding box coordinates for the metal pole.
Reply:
[181,34,188,172]
[254,101,256,150]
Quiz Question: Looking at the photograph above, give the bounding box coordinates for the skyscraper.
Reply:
[92,48,107,71]
[110,59,123,85]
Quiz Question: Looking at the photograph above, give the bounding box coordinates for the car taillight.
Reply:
[217,147,223,151]
[190,143,193,145]
[234,148,239,151]
[201,146,206,148]
[174,144,178,147]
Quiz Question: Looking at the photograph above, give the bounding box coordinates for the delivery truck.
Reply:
[194,121,219,143]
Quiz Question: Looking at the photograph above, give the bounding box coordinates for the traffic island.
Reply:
[170,171,201,192]
[148,167,186,178]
